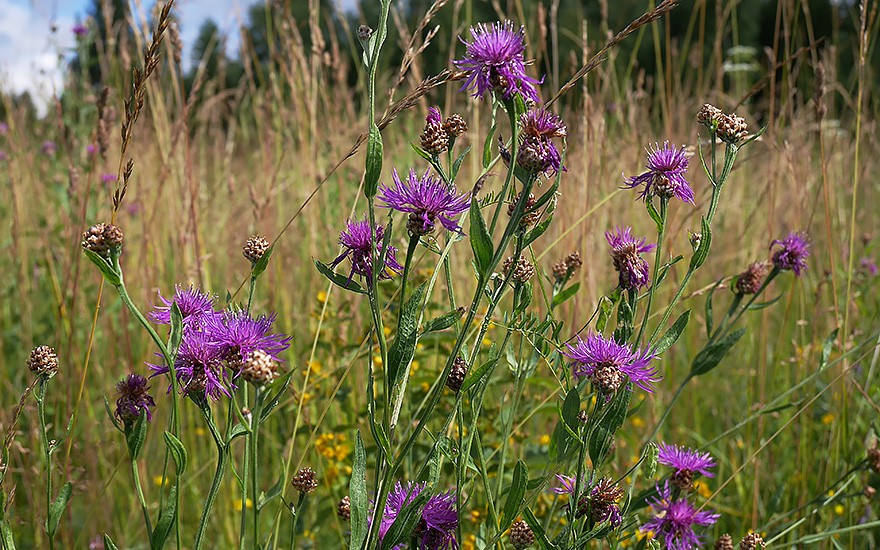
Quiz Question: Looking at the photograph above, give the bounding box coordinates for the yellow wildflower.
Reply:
[316,290,328,303]
[539,434,551,446]
[822,413,834,425]
[234,498,253,512]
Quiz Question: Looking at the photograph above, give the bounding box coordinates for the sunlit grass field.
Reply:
[0,0,879,548]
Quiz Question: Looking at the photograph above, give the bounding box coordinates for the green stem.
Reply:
[250,389,264,548]
[238,387,251,550]
[636,198,669,347]
[194,407,229,550]
[37,380,54,550]
[130,457,152,536]
[288,493,306,550]
[488,101,521,235]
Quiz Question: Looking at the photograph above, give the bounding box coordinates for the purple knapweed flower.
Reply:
[203,310,291,364]
[564,333,659,394]
[770,231,810,276]
[606,227,656,291]
[41,140,57,155]
[149,285,218,329]
[151,330,232,401]
[331,217,402,282]
[859,257,878,277]
[658,443,715,490]
[378,169,471,236]
[453,21,542,103]
[86,143,97,156]
[551,474,578,495]
[641,481,719,550]
[101,173,117,185]
[426,106,442,126]
[375,482,458,550]
[624,142,693,204]
[517,108,566,175]
[114,373,156,424]
[73,23,89,37]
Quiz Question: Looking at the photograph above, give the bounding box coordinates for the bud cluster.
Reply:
[697,103,749,144]
[81,223,124,258]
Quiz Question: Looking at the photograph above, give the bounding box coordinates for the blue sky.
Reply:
[0,0,358,113]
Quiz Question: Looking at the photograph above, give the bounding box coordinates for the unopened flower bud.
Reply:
[28,345,59,378]
[243,235,270,264]
[292,467,318,494]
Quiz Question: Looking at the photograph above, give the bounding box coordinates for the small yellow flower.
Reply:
[410,361,420,375]
[462,534,477,550]
[693,479,712,499]
[420,382,430,392]
[631,416,645,428]
[470,509,482,522]
[834,504,845,516]
[482,337,492,347]
[307,360,323,376]
[316,290,328,303]
[153,475,170,487]
[195,427,207,437]
[234,498,253,512]
[373,355,383,367]
[822,413,834,425]
[539,434,551,446]
[383,326,392,336]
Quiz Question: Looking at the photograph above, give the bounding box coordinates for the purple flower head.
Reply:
[0,122,8,135]
[453,21,542,103]
[624,142,693,204]
[658,443,715,490]
[203,309,291,364]
[378,169,471,236]
[641,481,719,550]
[426,107,442,125]
[86,143,97,156]
[606,227,656,291]
[73,23,89,37]
[114,373,156,424]
[859,257,878,277]
[771,231,810,276]
[41,140,57,155]
[151,330,232,401]
[375,482,458,550]
[331,217,402,282]
[517,108,566,175]
[564,333,659,394]
[101,173,117,184]
[149,285,218,328]
[551,474,577,495]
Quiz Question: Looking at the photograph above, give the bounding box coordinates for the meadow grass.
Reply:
[0,0,879,548]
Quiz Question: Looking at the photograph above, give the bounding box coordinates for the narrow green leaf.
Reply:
[257,476,284,511]
[250,245,274,278]
[469,200,493,278]
[83,249,121,286]
[103,395,122,432]
[821,328,838,369]
[314,260,366,294]
[596,295,616,333]
[350,431,368,550]
[460,354,499,393]
[102,534,118,550]
[164,431,187,476]
[379,491,431,550]
[645,200,663,233]
[150,486,177,550]
[451,145,471,180]
[588,386,631,466]
[746,294,783,310]
[523,507,557,550]
[653,310,691,355]
[551,387,580,463]
[365,122,383,198]
[689,217,712,270]
[260,370,294,422]
[169,302,183,354]
[483,124,497,168]
[0,518,16,550]
[387,283,427,387]
[226,423,249,444]
[551,283,580,308]
[422,308,465,334]
[410,142,433,162]
[690,328,747,376]
[125,411,149,460]
[523,215,553,247]
[499,460,528,529]
[705,279,723,338]
[47,481,72,537]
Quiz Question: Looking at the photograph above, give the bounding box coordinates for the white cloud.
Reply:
[0,0,74,115]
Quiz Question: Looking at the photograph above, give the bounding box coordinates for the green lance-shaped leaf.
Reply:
[150,485,177,550]
[250,245,274,278]
[550,387,580,463]
[483,124,497,168]
[257,476,285,511]
[422,308,465,334]
[47,481,72,538]
[523,507,558,550]
[101,534,119,550]
[460,352,501,393]
[349,431,369,549]
[83,249,122,286]
[314,260,367,294]
[689,328,746,376]
[169,302,183,355]
[551,283,580,309]
[589,385,632,466]
[365,123,383,198]
[653,310,691,355]
[499,460,528,530]
[379,491,431,550]
[125,411,149,460]
[451,146,471,180]
[689,217,712,270]
[387,283,427,388]
[164,431,187,476]
[469,199,494,278]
